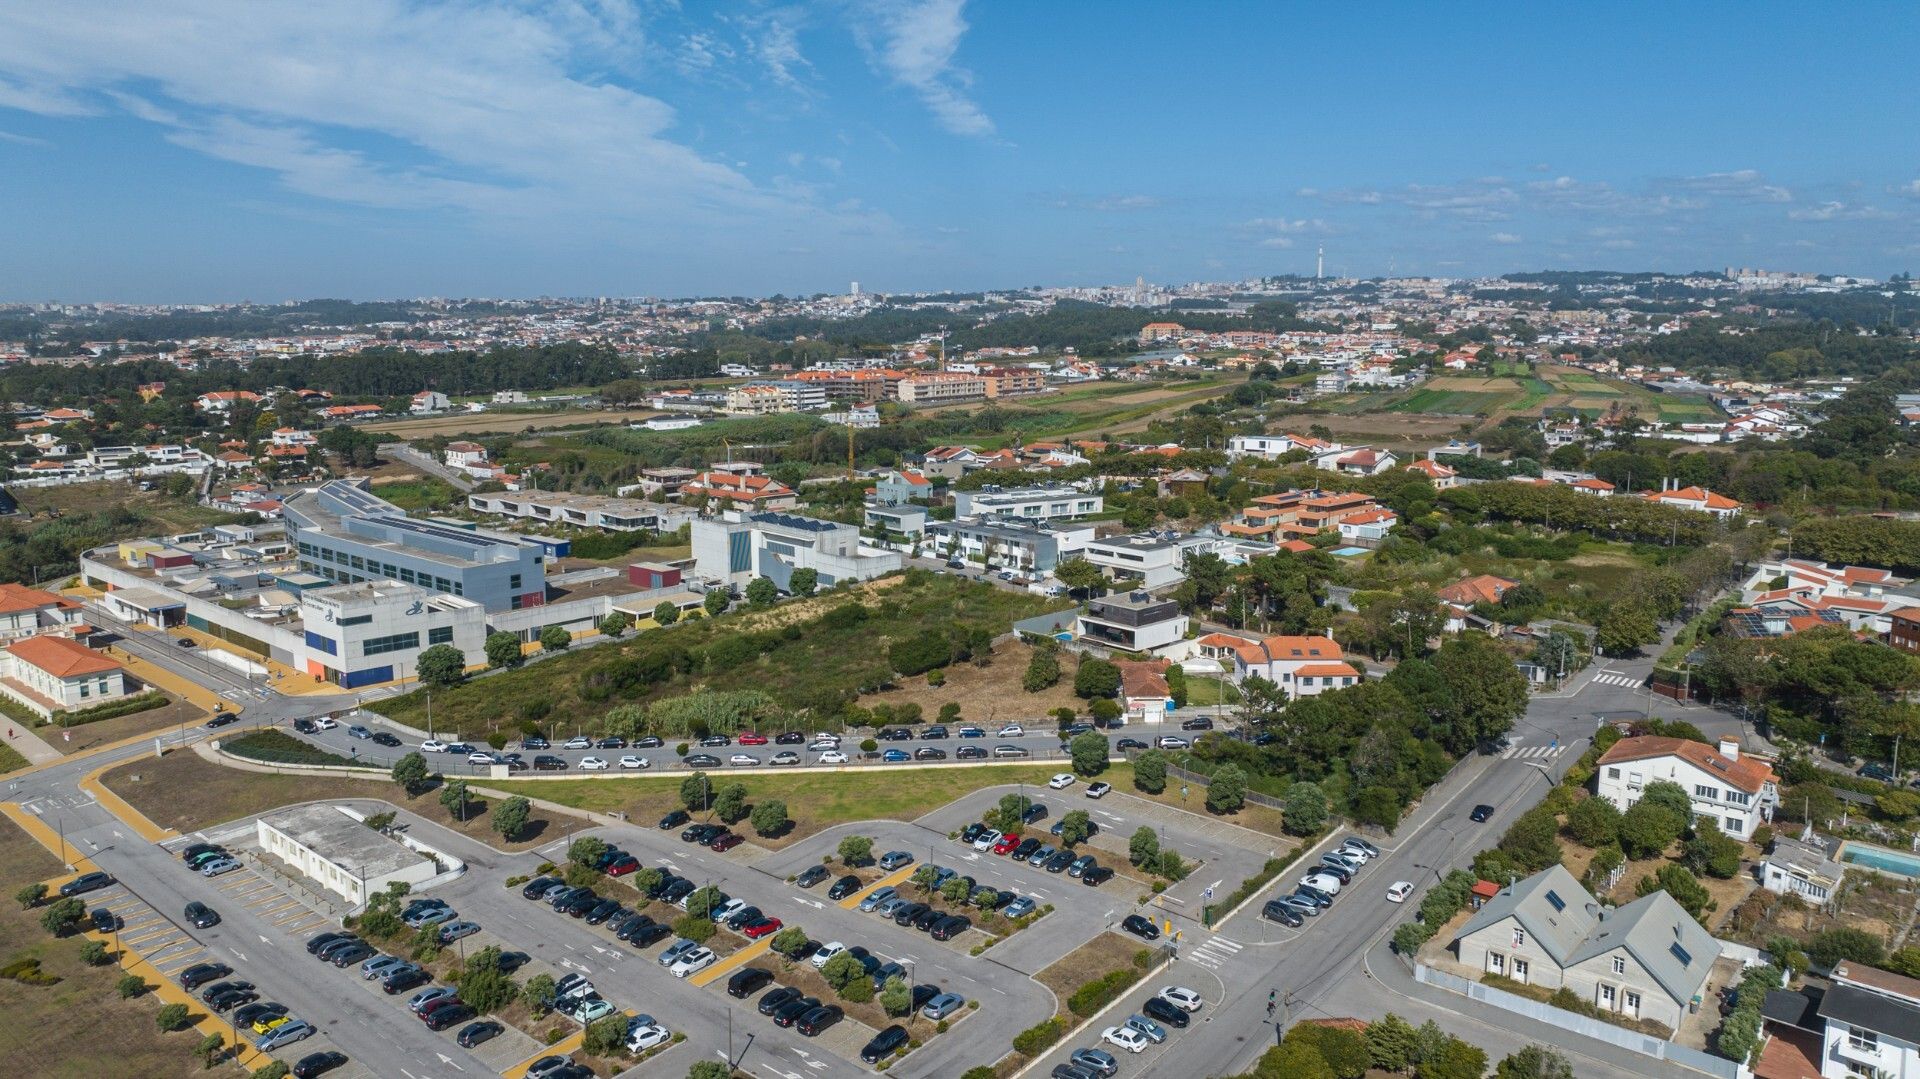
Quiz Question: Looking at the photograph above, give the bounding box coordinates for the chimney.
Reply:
[1718,738,1739,762]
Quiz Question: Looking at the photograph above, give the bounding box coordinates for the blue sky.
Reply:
[0,1,1915,301]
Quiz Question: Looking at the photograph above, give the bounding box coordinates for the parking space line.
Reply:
[502,1028,587,1079]
[840,865,918,910]
[123,926,179,947]
[688,936,773,988]
[270,907,317,925]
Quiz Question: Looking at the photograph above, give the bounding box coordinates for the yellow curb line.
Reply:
[78,757,176,842]
[688,935,773,988]
[82,927,273,1070]
[839,864,918,910]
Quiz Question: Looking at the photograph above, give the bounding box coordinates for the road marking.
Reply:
[689,936,773,988]
[839,864,919,909]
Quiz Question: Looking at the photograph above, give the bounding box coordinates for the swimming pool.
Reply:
[1330,546,1372,557]
[1839,842,1920,879]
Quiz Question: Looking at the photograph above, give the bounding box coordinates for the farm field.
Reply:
[360,407,666,439]
[1313,364,1720,439]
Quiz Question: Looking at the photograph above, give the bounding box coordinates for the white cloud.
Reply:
[855,0,992,137]
[1092,194,1159,211]
[0,127,47,145]
[1787,200,1885,222]
[1489,232,1521,244]
[1892,180,1920,200]
[1671,169,1792,203]
[0,1,862,238]
[740,9,814,92]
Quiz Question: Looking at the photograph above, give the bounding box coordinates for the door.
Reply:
[1512,958,1529,984]
[1599,984,1616,1011]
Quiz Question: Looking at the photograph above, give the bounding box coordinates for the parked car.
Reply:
[371,732,402,747]
[862,1024,909,1063]
[794,864,829,889]
[1263,899,1305,926]
[878,850,915,871]
[1142,995,1190,1028]
[346,725,372,740]
[1101,1026,1149,1053]
[1121,914,1160,940]
[759,986,802,1016]
[913,746,947,761]
[684,754,723,768]
[1160,986,1203,1012]
[457,1021,503,1048]
[1081,866,1114,886]
[59,872,112,896]
[859,886,897,913]
[1048,772,1075,789]
[773,995,822,1027]
[256,1020,315,1051]
[291,1050,348,1078]
[658,810,689,829]
[179,962,232,992]
[727,967,773,998]
[827,875,861,900]
[1085,781,1111,798]
[818,750,849,764]
[1180,716,1214,732]
[185,902,220,928]
[797,1004,843,1036]
[1155,735,1188,749]
[930,915,971,941]
[993,744,1030,758]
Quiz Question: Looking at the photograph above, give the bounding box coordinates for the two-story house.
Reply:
[1594,735,1777,838]
[1192,632,1359,697]
[1813,961,1920,1079]
[1076,592,1189,654]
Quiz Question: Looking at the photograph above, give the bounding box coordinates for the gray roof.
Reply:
[259,804,429,881]
[1818,982,1920,1038]
[1457,864,1720,1006]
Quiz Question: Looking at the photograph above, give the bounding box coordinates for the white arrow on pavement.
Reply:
[435,1053,464,1070]
[111,830,123,839]
[229,949,247,961]
[258,935,270,945]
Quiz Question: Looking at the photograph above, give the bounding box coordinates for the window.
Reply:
[1725,790,1751,806]
[339,615,371,626]
[428,627,453,646]
[509,574,522,590]
[1846,1064,1880,1079]
[1511,928,1526,948]
[1488,952,1504,974]
[1694,784,1719,800]
[1612,956,1626,975]
[79,684,89,698]
[1669,942,1693,966]
[1723,816,1743,834]
[1846,1026,1879,1053]
[361,632,419,657]
[1606,767,1620,779]
[1545,890,1566,912]
[304,632,337,656]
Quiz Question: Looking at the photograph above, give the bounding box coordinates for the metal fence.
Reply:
[1412,963,1748,1079]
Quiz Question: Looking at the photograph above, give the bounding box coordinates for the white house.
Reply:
[1226,433,1338,461]
[410,391,451,414]
[1594,735,1776,838]
[1192,632,1359,696]
[1082,531,1210,590]
[1335,507,1398,542]
[1758,831,1844,909]
[443,441,489,470]
[1076,591,1189,654]
[1313,446,1398,476]
[0,634,128,718]
[1813,962,1920,1079]
[0,583,84,641]
[1642,479,1742,518]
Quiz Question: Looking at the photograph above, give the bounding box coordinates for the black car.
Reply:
[207,987,257,1011]
[179,842,223,863]
[1021,803,1049,824]
[795,864,829,889]
[772,994,821,1027]
[724,906,763,931]
[520,736,551,750]
[930,914,971,940]
[291,1051,348,1078]
[307,931,354,955]
[911,906,944,931]
[628,923,672,947]
[758,985,802,1016]
[383,967,431,994]
[561,892,600,917]
[1180,716,1214,732]
[797,1005,843,1037]
[179,962,231,991]
[425,1003,474,1031]
[960,822,987,845]
[1121,914,1160,941]
[293,718,318,734]
[659,879,695,905]
[920,725,948,739]
[533,755,568,771]
[58,872,112,897]
[584,899,622,925]
[1116,738,1149,751]
[774,731,805,745]
[199,979,253,1002]
[1142,995,1190,1028]
[914,746,948,761]
[185,901,220,928]
[727,967,773,998]
[1311,861,1352,885]
[456,1021,503,1048]
[658,809,690,829]
[957,745,987,759]
[1469,803,1495,823]
[1082,866,1115,886]
[595,737,627,749]
[371,731,402,747]
[892,901,929,926]
[911,983,941,1011]
[521,876,561,899]
[1294,884,1335,907]
[234,1002,288,1028]
[314,936,364,961]
[878,727,914,741]
[699,734,732,747]
[205,713,239,729]
[635,735,665,749]
[645,874,681,900]
[1262,899,1304,926]
[1012,838,1041,860]
[548,886,592,909]
[861,1024,909,1063]
[684,754,723,768]
[89,907,117,932]
[827,874,861,900]
[1043,849,1075,873]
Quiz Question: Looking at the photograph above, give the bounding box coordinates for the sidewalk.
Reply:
[0,722,62,765]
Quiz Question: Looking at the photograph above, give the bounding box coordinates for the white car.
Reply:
[1159,986,1203,1012]
[1102,1026,1149,1053]
[817,750,849,765]
[625,1023,671,1052]
[313,717,337,730]
[1301,873,1343,895]
[466,751,494,765]
[1086,782,1111,799]
[810,941,846,969]
[579,756,609,771]
[1048,773,1075,790]
[972,829,1002,852]
[618,755,650,769]
[711,898,748,923]
[1386,880,1415,904]
[997,724,1025,737]
[668,946,716,978]
[729,753,760,766]
[420,739,448,753]
[1156,736,1188,749]
[810,731,839,744]
[563,736,593,750]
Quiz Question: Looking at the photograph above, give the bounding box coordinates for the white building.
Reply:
[466,491,694,534]
[1313,446,1398,476]
[1593,735,1776,839]
[1082,531,1210,589]
[1192,632,1359,696]
[0,583,85,641]
[1227,433,1337,461]
[1814,962,1920,1079]
[1758,831,1844,909]
[255,805,437,909]
[410,391,451,414]
[692,510,901,592]
[291,580,487,690]
[443,441,488,470]
[1076,591,1189,654]
[950,484,1102,523]
[0,635,128,718]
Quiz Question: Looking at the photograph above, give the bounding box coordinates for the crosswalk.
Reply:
[1187,933,1243,970]
[1501,741,1567,760]
[1589,670,1644,688]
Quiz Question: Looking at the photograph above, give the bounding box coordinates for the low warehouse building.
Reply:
[256,804,436,908]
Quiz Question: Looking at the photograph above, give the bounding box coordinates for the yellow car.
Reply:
[251,1014,292,1036]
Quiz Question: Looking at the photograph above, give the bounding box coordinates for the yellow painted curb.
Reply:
[688,935,772,988]
[103,643,221,714]
[82,927,271,1070]
[77,758,176,842]
[502,1029,586,1079]
[839,864,917,910]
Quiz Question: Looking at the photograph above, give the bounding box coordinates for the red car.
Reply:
[710,833,744,853]
[741,916,783,939]
[737,732,768,746]
[606,856,641,877]
[992,833,1021,856]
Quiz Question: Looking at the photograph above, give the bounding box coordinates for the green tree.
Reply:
[14,883,43,909]
[1496,1045,1575,1079]
[1205,763,1247,814]
[1287,1024,1371,1079]
[1133,749,1167,793]
[837,834,874,865]
[790,567,818,597]
[1365,1013,1419,1072]
[653,600,680,627]
[1807,926,1886,969]
[492,795,531,840]
[631,867,665,897]
[1129,825,1160,867]
[539,624,571,652]
[1089,697,1121,725]
[584,1013,628,1056]
[193,1032,225,1069]
[879,973,911,1015]
[1074,657,1121,698]
[1156,849,1188,880]
[1637,863,1712,919]
[1683,818,1743,879]
[1596,602,1658,656]
[522,973,557,1016]
[391,751,431,795]
[770,925,810,958]
[1419,1037,1489,1079]
[1283,781,1330,835]
[703,589,730,617]
[1057,809,1092,848]
[681,771,714,812]
[1499,807,1563,873]
[1432,633,1528,754]
[458,945,520,1013]
[415,644,465,687]
[986,793,1031,832]
[1564,797,1621,847]
[1024,646,1061,692]
[712,782,749,824]
[567,835,608,869]
[484,630,523,669]
[746,576,778,608]
[749,799,788,837]
[820,950,865,992]
[941,877,972,905]
[39,897,84,936]
[688,1062,732,1079]
[1254,1041,1335,1079]
[600,610,632,637]
[438,778,469,820]
[156,1002,191,1032]
[1069,732,1109,776]
[80,939,109,966]
[117,972,148,998]
[1618,799,1685,858]
[1640,779,1693,822]
[1053,558,1106,594]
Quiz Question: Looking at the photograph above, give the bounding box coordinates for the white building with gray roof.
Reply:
[1451,864,1722,1031]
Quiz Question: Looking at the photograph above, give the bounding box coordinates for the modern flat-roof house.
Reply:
[466,490,694,534]
[1226,433,1336,461]
[0,634,127,718]
[863,502,929,541]
[285,480,548,612]
[692,510,901,592]
[1082,531,1212,590]
[256,805,437,909]
[950,484,1102,523]
[924,517,1093,574]
[1452,864,1721,1031]
[1076,591,1189,654]
[1812,961,1920,1079]
[1594,735,1777,839]
[292,580,486,689]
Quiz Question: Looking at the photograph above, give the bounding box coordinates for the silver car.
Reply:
[1125,1014,1167,1044]
[361,954,409,980]
[658,938,700,968]
[254,1019,314,1051]
[858,886,897,913]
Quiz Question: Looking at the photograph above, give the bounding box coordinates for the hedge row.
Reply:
[1202,836,1317,924]
[51,691,168,728]
[1391,869,1478,954]
[1011,1016,1066,1056]
[1067,967,1142,1017]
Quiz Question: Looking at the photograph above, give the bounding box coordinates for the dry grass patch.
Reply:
[50,696,204,756]
[862,638,1083,720]
[1032,931,1147,1009]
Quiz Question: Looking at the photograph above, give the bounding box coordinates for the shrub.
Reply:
[889,631,950,676]
[251,1064,290,1079]
[1807,926,1886,970]
[1011,1016,1066,1056]
[1393,921,1436,954]
[1132,749,1167,793]
[1563,797,1621,847]
[14,883,45,909]
[1205,764,1247,814]
[117,973,148,998]
[1283,782,1330,835]
[926,669,945,687]
[1067,967,1142,1016]
[522,973,557,1016]
[79,939,109,966]
[837,835,874,866]
[749,799,788,837]
[1636,864,1712,920]
[157,1002,192,1032]
[1128,826,1160,867]
[1024,647,1061,691]
[39,897,84,936]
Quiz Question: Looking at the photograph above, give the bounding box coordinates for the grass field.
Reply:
[0,816,213,1077]
[1386,389,1511,415]
[1320,364,1721,439]
[0,742,27,775]
[360,407,665,439]
[367,477,462,512]
[14,482,244,535]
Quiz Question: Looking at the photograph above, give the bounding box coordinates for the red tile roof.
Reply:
[7,635,121,678]
[1595,735,1774,793]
